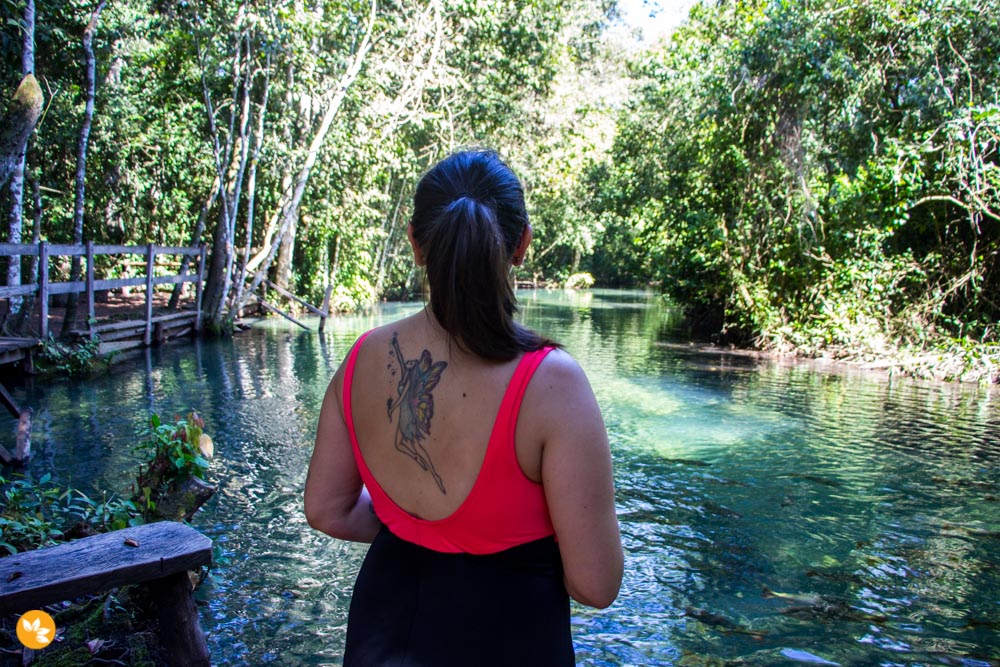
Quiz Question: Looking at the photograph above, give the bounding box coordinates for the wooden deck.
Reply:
[0,336,40,366]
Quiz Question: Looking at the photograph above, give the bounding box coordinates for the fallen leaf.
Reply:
[198,433,214,459]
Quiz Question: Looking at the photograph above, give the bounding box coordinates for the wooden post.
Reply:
[147,571,211,667]
[86,240,95,338]
[194,244,205,334]
[15,408,32,462]
[38,241,48,339]
[144,243,155,346]
[318,282,333,332]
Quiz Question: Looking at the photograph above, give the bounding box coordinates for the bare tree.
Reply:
[61,0,107,337]
[1,0,39,333]
[233,0,379,316]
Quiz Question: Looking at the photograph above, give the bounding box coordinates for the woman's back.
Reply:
[305,149,622,665]
[345,314,573,552]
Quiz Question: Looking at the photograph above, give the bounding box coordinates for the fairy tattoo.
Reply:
[386,333,448,494]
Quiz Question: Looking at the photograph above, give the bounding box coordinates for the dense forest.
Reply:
[1,0,998,381]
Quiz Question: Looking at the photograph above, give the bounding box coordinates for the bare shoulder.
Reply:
[533,347,592,385]
[529,348,597,405]
[520,347,603,445]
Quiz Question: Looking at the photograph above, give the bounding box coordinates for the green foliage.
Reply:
[36,335,109,377]
[0,412,211,555]
[133,411,211,518]
[0,472,141,555]
[564,271,595,289]
[3,0,619,328]
[0,472,64,554]
[596,0,1000,379]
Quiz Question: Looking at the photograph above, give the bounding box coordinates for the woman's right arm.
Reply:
[537,351,623,609]
[304,362,381,543]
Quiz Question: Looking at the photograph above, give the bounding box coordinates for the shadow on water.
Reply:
[5,289,1000,666]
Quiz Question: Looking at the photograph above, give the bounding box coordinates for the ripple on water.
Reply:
[12,291,1000,666]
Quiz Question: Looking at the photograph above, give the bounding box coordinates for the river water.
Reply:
[19,289,1000,666]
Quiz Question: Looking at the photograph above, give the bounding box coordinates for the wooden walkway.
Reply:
[0,336,40,367]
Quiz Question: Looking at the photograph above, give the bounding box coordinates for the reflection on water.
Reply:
[11,290,1000,666]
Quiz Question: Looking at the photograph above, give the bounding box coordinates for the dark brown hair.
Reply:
[411,149,555,360]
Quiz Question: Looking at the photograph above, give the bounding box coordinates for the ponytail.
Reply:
[411,150,556,361]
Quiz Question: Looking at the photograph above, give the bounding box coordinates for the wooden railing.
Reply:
[0,242,205,342]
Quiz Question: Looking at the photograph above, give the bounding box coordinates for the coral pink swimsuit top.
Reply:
[343,332,557,555]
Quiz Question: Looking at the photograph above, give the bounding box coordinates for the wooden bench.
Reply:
[0,521,212,666]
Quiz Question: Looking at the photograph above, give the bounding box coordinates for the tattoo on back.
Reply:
[386,333,448,494]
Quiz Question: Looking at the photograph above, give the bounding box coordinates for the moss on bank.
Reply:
[0,591,162,666]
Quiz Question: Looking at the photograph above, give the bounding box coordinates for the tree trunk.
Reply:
[62,0,106,337]
[3,0,36,332]
[5,173,41,334]
[229,60,270,315]
[274,214,296,291]
[201,21,257,330]
[0,75,42,191]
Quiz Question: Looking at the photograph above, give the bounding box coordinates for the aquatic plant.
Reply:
[133,412,214,521]
[36,335,112,378]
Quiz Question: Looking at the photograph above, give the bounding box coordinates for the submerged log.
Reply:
[152,476,216,522]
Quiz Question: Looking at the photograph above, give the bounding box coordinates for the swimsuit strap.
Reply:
[342,331,372,462]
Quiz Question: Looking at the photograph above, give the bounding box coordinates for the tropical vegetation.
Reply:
[1,0,997,381]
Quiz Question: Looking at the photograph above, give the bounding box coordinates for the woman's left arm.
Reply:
[304,363,381,543]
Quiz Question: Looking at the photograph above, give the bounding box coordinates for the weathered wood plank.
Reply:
[45,244,88,257]
[0,380,20,418]
[90,244,143,255]
[0,339,37,367]
[98,339,146,355]
[156,245,203,257]
[45,280,88,295]
[0,243,38,257]
[0,284,35,298]
[91,276,152,291]
[76,311,198,336]
[152,274,200,286]
[0,521,212,614]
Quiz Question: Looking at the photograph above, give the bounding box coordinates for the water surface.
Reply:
[15,290,1000,666]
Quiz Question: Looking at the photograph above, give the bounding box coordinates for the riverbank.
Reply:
[654,339,1000,386]
[8,286,997,386]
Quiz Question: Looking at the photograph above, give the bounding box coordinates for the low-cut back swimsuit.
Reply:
[341,331,573,666]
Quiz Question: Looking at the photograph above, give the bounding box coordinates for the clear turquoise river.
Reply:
[19,289,1000,665]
